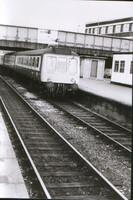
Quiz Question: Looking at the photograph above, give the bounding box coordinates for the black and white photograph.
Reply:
[0,0,132,199]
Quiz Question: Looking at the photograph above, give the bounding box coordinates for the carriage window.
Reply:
[120,61,125,73]
[21,57,24,65]
[34,58,37,67]
[33,57,36,67]
[23,57,25,65]
[19,57,22,64]
[69,58,77,75]
[17,57,19,64]
[36,57,40,68]
[26,57,28,65]
[114,61,119,72]
[28,57,31,67]
[27,57,30,66]
[57,57,67,72]
[31,57,34,66]
[24,57,27,65]
[24,57,27,66]
[29,57,32,66]
[47,56,56,73]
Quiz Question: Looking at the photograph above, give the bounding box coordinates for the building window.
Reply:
[89,28,91,33]
[92,28,95,34]
[114,61,119,72]
[113,25,116,33]
[99,27,101,34]
[120,24,124,32]
[105,26,108,34]
[120,61,125,73]
[129,23,133,32]
[130,61,133,74]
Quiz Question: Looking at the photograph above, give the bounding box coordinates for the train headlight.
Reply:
[46,78,54,89]
[71,83,78,91]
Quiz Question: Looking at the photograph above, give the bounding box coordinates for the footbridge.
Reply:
[0,24,132,57]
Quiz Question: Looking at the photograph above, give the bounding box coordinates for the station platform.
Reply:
[78,78,132,107]
[0,112,29,198]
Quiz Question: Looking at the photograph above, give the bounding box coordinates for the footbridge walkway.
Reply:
[0,24,132,57]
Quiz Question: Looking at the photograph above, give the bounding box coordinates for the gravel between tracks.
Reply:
[4,77,131,199]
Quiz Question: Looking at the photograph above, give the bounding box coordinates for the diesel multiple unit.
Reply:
[3,47,80,95]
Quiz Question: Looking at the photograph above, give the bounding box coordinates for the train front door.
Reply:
[90,60,98,78]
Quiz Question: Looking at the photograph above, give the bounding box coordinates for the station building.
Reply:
[85,17,133,39]
[80,56,106,80]
[111,52,133,86]
[84,17,133,84]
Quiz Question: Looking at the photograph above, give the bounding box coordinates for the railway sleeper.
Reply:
[46,181,102,188]
[54,195,114,200]
[48,186,117,198]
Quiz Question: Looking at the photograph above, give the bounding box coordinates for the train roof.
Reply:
[5,47,78,56]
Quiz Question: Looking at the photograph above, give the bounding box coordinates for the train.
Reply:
[0,54,4,65]
[2,47,80,96]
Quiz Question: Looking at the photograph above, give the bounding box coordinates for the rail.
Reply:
[0,75,129,199]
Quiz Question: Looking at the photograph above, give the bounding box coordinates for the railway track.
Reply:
[0,77,129,200]
[49,100,131,156]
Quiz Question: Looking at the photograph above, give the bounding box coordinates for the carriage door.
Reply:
[90,60,98,78]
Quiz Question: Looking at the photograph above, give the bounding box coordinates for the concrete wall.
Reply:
[76,90,132,130]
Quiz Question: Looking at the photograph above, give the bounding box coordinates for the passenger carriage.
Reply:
[3,47,80,95]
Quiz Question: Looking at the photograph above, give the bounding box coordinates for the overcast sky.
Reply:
[0,0,133,32]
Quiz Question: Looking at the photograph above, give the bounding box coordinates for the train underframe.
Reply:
[45,81,78,96]
[28,80,78,97]
[0,67,78,96]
